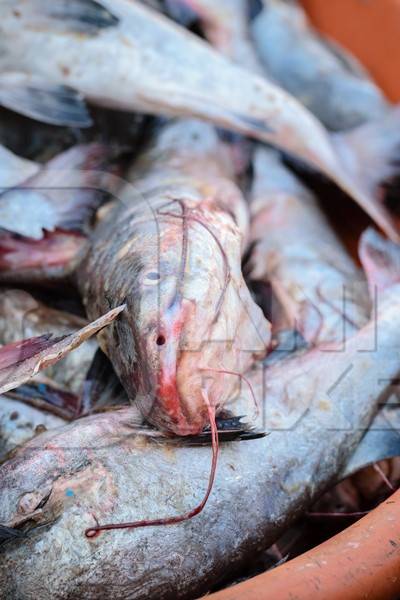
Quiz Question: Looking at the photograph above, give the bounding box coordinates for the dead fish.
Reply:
[1,242,400,597]
[78,118,270,436]
[0,143,39,188]
[0,142,119,284]
[0,395,66,461]
[0,289,97,394]
[1,0,399,240]
[165,0,264,73]
[248,147,370,344]
[0,71,92,127]
[252,0,389,131]
[0,304,125,395]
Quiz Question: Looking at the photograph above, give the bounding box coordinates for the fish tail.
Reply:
[0,72,92,128]
[332,107,400,242]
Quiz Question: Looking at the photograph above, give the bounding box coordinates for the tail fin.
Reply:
[0,72,92,128]
[0,143,118,240]
[359,227,400,295]
[333,108,400,242]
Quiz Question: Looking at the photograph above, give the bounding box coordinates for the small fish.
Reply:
[78,119,270,436]
[0,0,399,240]
[252,0,389,131]
[248,147,370,344]
[1,240,400,597]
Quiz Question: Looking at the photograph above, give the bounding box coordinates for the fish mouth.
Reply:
[154,369,204,436]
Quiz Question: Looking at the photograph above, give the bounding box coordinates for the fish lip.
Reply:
[141,379,203,436]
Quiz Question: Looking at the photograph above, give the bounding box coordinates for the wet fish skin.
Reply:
[248,147,370,344]
[0,0,398,240]
[252,0,389,131]
[78,119,270,435]
[0,71,92,127]
[0,283,399,598]
[0,144,39,188]
[0,142,121,285]
[0,395,66,461]
[165,0,264,73]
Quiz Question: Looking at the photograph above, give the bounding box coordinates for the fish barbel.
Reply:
[0,232,399,597]
[78,118,270,436]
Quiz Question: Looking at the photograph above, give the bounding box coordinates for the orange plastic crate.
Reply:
[301,0,400,102]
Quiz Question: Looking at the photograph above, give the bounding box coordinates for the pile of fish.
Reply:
[0,0,400,598]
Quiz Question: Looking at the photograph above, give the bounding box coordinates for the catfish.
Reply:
[0,0,399,239]
[1,233,400,597]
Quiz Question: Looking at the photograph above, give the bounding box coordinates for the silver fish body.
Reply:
[248,147,370,344]
[78,119,270,435]
[252,0,388,131]
[0,0,398,240]
[0,288,398,598]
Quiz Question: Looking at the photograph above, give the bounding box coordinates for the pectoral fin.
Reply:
[0,72,92,127]
[6,0,119,34]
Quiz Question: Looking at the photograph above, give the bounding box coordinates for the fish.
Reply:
[78,118,270,437]
[1,237,399,597]
[165,0,264,73]
[1,0,399,240]
[0,142,120,285]
[0,304,125,396]
[0,395,66,461]
[251,0,389,131]
[0,71,92,127]
[0,143,39,188]
[247,146,370,344]
[0,289,97,394]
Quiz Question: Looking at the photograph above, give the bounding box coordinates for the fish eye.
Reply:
[143,271,161,284]
[156,334,166,346]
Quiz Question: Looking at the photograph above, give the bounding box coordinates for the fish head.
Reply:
[121,251,209,436]
[114,215,269,437]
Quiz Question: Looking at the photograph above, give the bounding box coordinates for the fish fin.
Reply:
[0,231,86,281]
[0,145,39,188]
[0,73,92,127]
[81,348,128,413]
[0,143,117,239]
[359,227,400,294]
[164,0,199,27]
[0,305,125,394]
[5,382,80,420]
[0,335,58,370]
[0,524,26,545]
[248,0,264,22]
[9,0,119,34]
[332,107,400,241]
[181,414,266,445]
[341,407,400,479]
